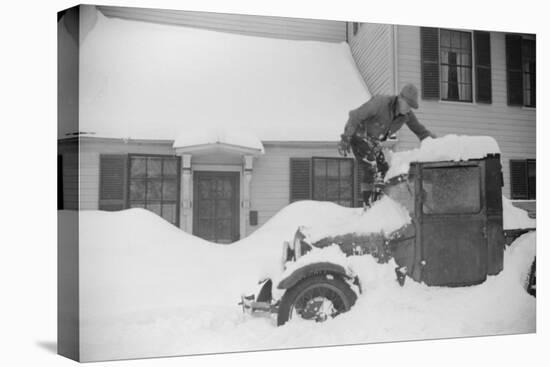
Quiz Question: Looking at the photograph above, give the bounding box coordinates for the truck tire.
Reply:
[526,257,536,297]
[277,274,357,326]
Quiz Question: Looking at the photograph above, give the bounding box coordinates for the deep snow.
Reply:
[77,198,535,361]
[73,8,369,142]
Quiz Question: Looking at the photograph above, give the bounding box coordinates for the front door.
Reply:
[193,171,240,243]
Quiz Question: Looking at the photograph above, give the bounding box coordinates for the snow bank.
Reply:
[385,134,501,180]
[503,197,536,229]
[173,128,264,152]
[76,199,536,361]
[300,196,411,243]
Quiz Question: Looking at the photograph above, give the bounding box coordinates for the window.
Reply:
[128,155,180,225]
[312,158,354,207]
[439,29,473,102]
[99,154,181,225]
[289,157,355,207]
[421,28,491,103]
[506,34,536,107]
[422,166,481,214]
[510,159,536,199]
[522,39,536,107]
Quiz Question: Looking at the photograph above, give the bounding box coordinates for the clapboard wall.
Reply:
[394,26,536,198]
[98,5,347,42]
[348,23,395,95]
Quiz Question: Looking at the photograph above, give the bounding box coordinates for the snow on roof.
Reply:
[385,135,501,180]
[73,9,370,142]
[173,128,264,152]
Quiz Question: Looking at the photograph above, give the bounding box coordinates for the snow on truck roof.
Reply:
[385,135,501,180]
[68,9,370,144]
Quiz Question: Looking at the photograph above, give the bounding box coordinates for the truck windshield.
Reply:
[422,166,481,214]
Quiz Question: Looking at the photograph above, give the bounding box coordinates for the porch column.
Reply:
[180,154,193,232]
[242,155,253,236]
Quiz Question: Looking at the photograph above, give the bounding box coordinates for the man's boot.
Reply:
[362,190,373,210]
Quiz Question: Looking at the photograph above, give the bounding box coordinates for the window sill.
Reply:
[437,99,476,106]
[521,106,536,111]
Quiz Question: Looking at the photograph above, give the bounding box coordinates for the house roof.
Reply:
[65,8,371,143]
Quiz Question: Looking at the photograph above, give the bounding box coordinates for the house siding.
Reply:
[394,26,535,198]
[248,142,342,234]
[98,6,346,42]
[74,139,344,237]
[348,23,395,95]
[78,139,177,210]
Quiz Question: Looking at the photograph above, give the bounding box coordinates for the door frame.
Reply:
[192,170,241,243]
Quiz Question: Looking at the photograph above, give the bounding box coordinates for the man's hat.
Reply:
[400,83,419,109]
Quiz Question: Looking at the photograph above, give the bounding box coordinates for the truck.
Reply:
[240,154,536,326]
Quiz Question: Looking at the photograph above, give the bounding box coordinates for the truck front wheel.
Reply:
[277,274,357,326]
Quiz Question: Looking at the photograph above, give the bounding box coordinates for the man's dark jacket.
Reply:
[343,95,433,141]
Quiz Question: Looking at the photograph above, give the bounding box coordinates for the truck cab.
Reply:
[387,154,504,286]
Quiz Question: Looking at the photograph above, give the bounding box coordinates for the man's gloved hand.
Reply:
[338,135,351,156]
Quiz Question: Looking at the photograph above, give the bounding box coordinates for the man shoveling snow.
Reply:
[337,83,436,208]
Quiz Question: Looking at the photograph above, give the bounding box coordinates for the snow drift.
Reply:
[76,197,535,361]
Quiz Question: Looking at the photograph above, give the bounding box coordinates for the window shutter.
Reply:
[355,164,365,207]
[289,158,311,202]
[506,34,523,106]
[58,155,64,210]
[421,27,440,99]
[510,160,528,199]
[474,31,492,103]
[99,154,128,211]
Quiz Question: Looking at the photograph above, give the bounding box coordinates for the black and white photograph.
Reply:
[54,1,538,363]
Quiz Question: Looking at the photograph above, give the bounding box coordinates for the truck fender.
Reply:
[276,262,360,293]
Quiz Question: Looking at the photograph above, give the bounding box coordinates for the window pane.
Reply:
[130,157,147,178]
[147,158,162,178]
[462,33,471,51]
[162,204,176,224]
[327,160,339,177]
[163,179,178,200]
[129,202,145,209]
[198,200,213,218]
[198,180,211,199]
[440,30,450,47]
[340,161,352,176]
[422,166,481,214]
[147,179,162,200]
[451,31,460,48]
[130,180,146,200]
[313,160,326,178]
[440,49,448,64]
[440,65,448,82]
[146,202,162,216]
[163,159,178,176]
[326,180,339,200]
[339,179,352,199]
[216,219,232,240]
[220,180,233,199]
[216,199,232,218]
[314,179,326,200]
